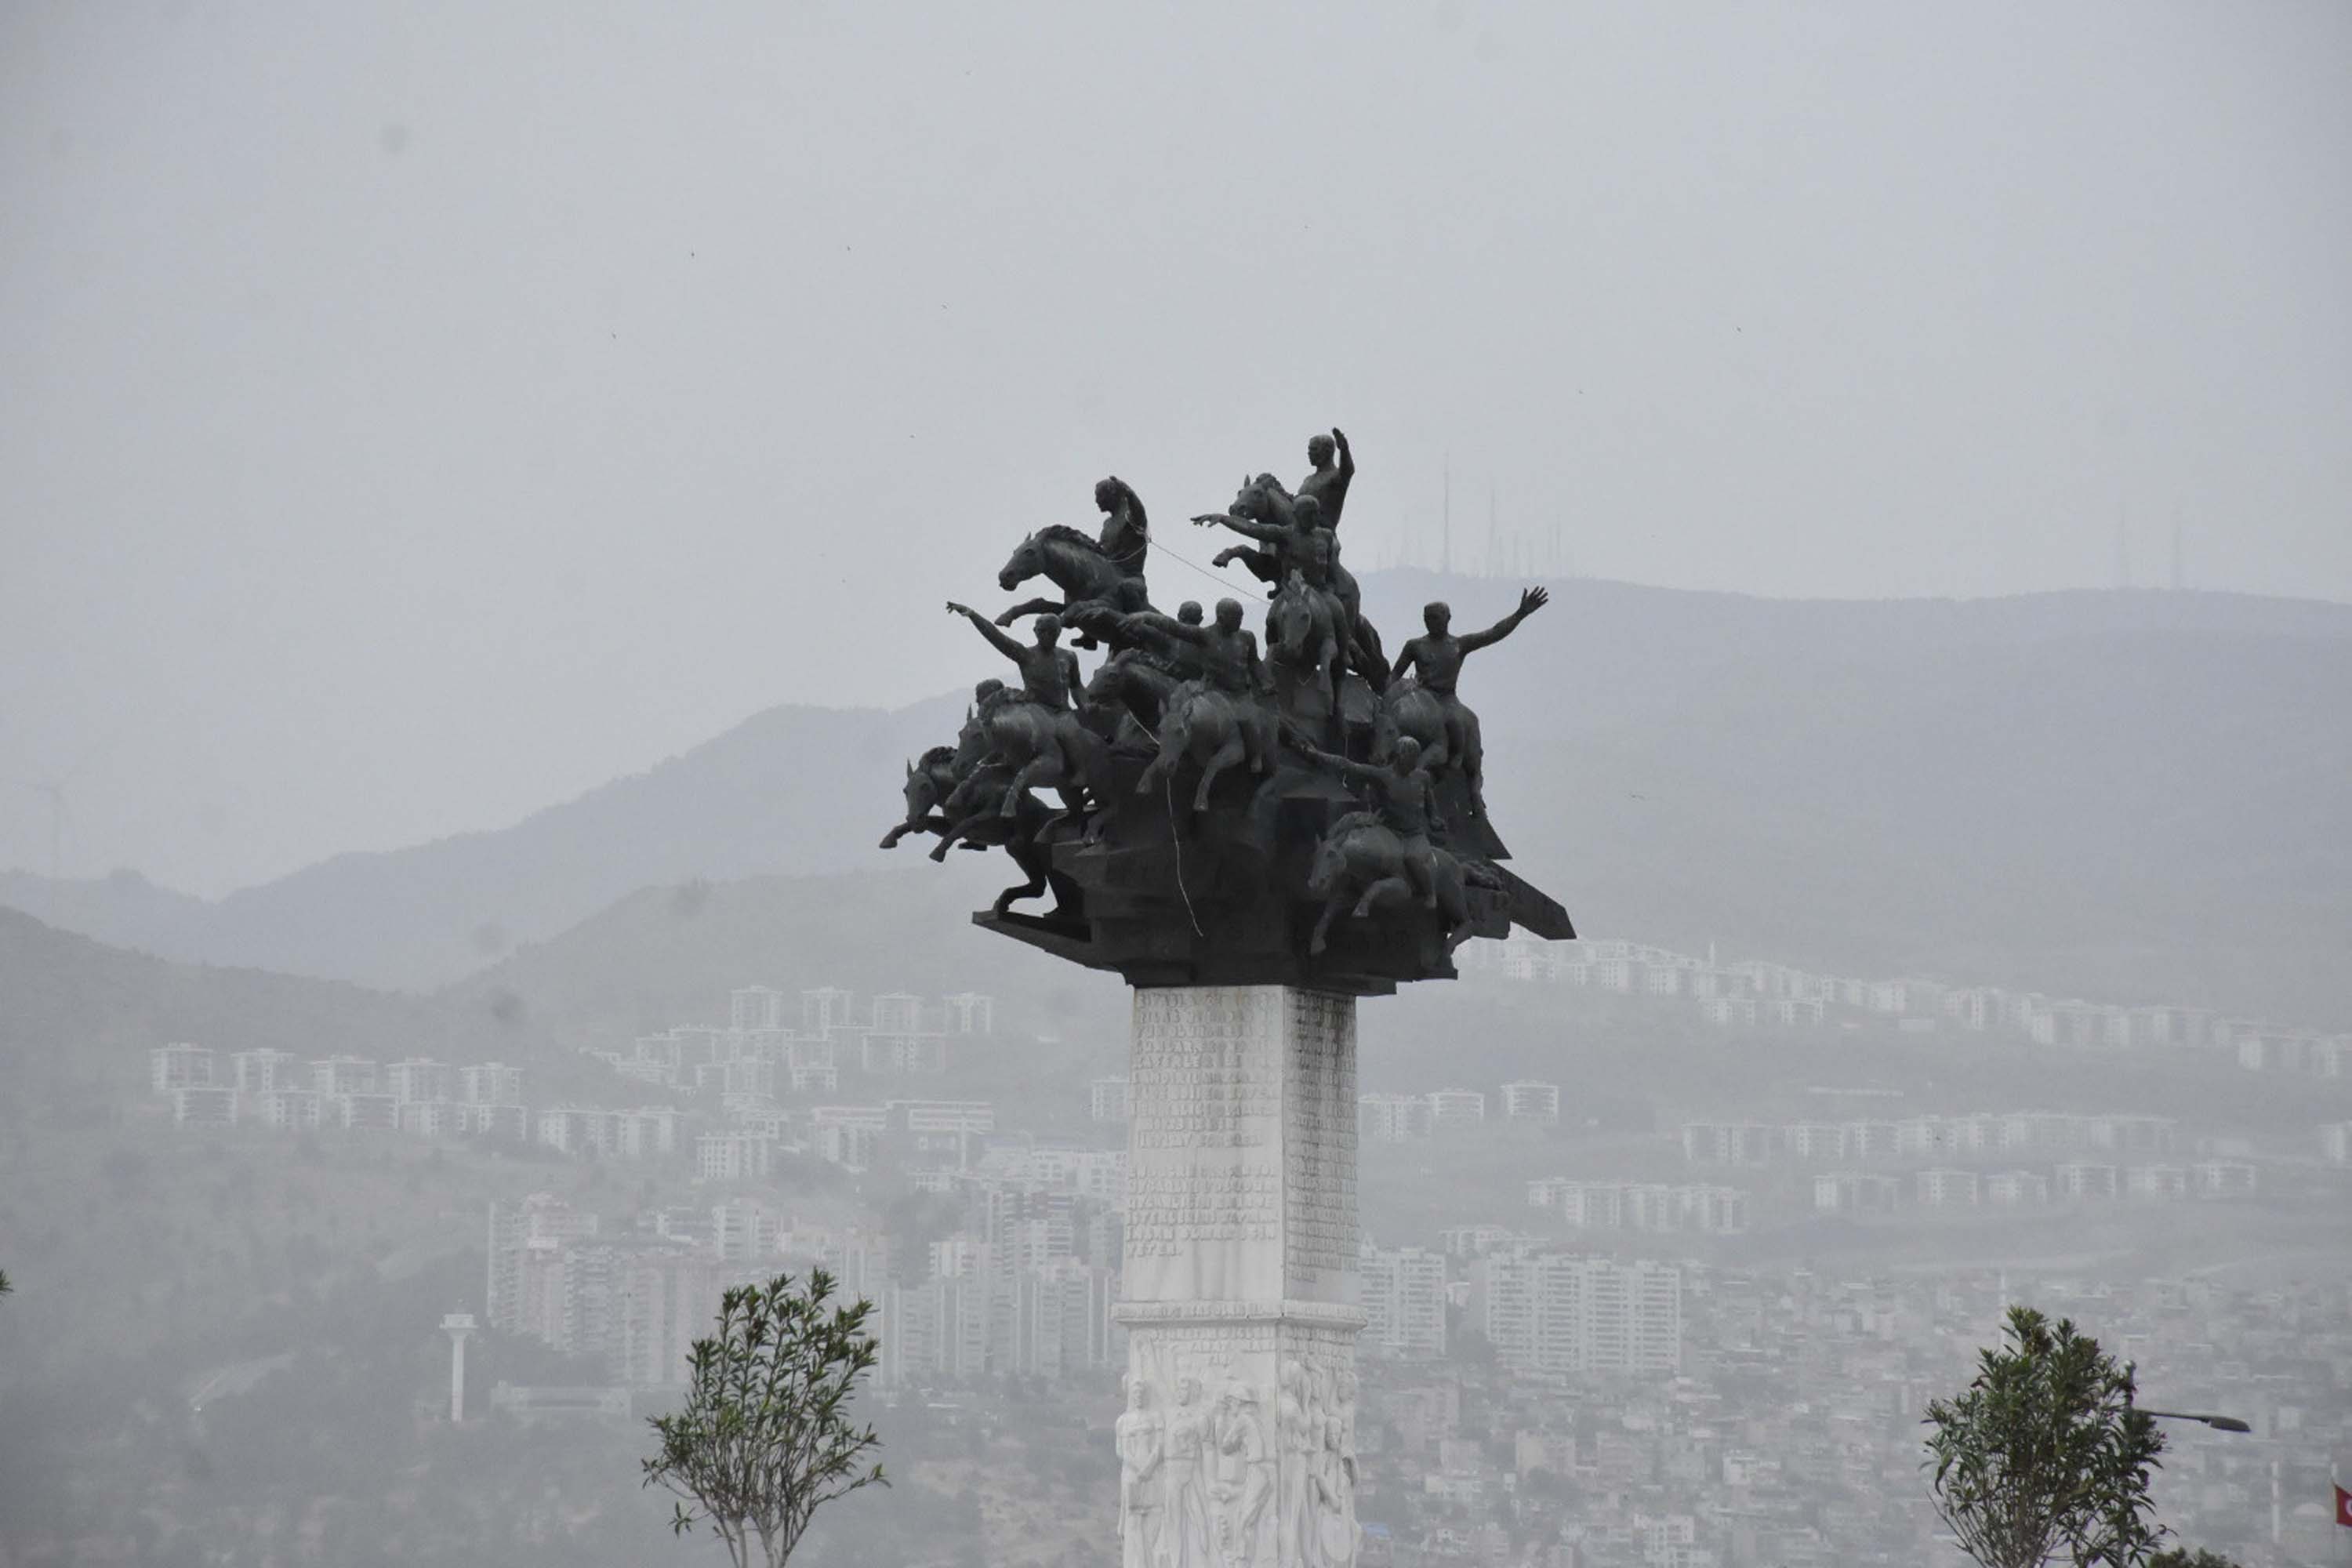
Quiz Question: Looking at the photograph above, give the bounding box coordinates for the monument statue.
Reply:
[885,425,1573,1568]
[1388,586,1549,825]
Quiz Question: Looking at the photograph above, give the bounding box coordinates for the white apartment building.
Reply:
[172,1085,237,1126]
[1359,1094,1432,1142]
[335,1091,399,1131]
[460,1102,528,1139]
[1361,1244,1449,1359]
[1915,1168,1980,1207]
[310,1056,379,1096]
[801,987,855,1035]
[1090,1076,1131,1122]
[151,1042,215,1093]
[252,1088,325,1130]
[942,992,995,1034]
[870,993,924,1035]
[460,1062,524,1105]
[1426,1088,1486,1128]
[230,1048,300,1095]
[729,985,787,1033]
[697,1131,776,1184]
[1471,1250,1682,1376]
[1985,1170,2050,1207]
[386,1058,454,1105]
[1500,1080,1562,1123]
[2056,1162,2120,1200]
[397,1099,463,1138]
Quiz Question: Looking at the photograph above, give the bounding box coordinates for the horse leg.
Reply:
[880,821,913,849]
[1137,710,1189,794]
[992,843,1049,917]
[1352,875,1412,920]
[929,811,989,862]
[1310,887,1352,956]
[993,597,1065,626]
[1003,755,1051,817]
[1461,706,1486,806]
[1192,731,1246,814]
[1404,841,1439,910]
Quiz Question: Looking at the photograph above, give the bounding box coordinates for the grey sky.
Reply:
[3,0,2347,896]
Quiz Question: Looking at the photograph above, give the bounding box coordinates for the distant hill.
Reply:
[0,906,559,1093]
[440,867,1124,1053]
[5,579,2347,1023]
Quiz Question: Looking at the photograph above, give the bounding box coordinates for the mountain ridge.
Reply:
[4,578,2347,1022]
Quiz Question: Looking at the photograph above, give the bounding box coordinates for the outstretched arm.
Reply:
[1457,586,1551,655]
[946,601,1026,662]
[1123,611,1211,648]
[1192,511,1288,545]
[1332,426,1353,483]
[1301,743,1383,789]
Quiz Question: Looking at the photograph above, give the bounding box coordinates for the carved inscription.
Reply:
[1281,991,1359,1285]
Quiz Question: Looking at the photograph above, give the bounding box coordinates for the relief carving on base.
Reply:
[1119,1348,1359,1568]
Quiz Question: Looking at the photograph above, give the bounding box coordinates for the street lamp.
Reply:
[2140,1408,2252,1433]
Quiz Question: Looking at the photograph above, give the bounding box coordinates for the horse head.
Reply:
[1307,829,1348,897]
[1265,573,1326,666]
[999,532,1043,593]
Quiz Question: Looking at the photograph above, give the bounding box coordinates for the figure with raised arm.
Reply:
[1297,426,1354,531]
[946,601,1084,714]
[1388,586,1549,815]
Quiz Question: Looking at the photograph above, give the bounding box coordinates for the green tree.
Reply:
[2147,1552,2241,1568]
[1924,1305,2168,1568]
[643,1269,887,1568]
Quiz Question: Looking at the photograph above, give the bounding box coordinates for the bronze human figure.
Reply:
[946,601,1083,712]
[885,426,1576,989]
[1388,586,1548,816]
[1094,475,1150,579]
[1296,426,1354,530]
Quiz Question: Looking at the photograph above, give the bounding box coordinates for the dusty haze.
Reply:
[5,0,2350,894]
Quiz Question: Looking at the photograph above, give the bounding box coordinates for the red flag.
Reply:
[2336,1483,2352,1529]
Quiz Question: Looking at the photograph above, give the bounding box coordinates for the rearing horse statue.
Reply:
[994,526,1152,646]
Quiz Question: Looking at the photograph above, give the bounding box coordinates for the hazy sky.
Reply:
[3,0,2347,896]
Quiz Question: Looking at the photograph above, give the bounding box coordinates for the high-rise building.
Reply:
[1470,1250,1681,1376]
[942,992,995,1035]
[1090,1076,1131,1122]
[386,1058,455,1105]
[802,987,855,1036]
[1359,1094,1432,1142]
[1500,1080,1562,1123]
[1361,1244,1449,1359]
[730,985,786,1033]
[151,1043,216,1093]
[1425,1088,1486,1128]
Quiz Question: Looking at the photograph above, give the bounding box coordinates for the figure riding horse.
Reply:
[994,526,1152,648]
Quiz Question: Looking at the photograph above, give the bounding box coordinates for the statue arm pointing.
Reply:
[946,601,1027,662]
[1333,426,1353,483]
[1192,511,1287,544]
[1457,586,1551,655]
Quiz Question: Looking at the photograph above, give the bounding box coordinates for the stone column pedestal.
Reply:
[1113,985,1363,1568]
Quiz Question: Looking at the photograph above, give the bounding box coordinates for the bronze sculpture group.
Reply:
[883,426,1573,993]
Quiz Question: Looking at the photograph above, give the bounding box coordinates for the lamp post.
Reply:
[441,1312,477,1423]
